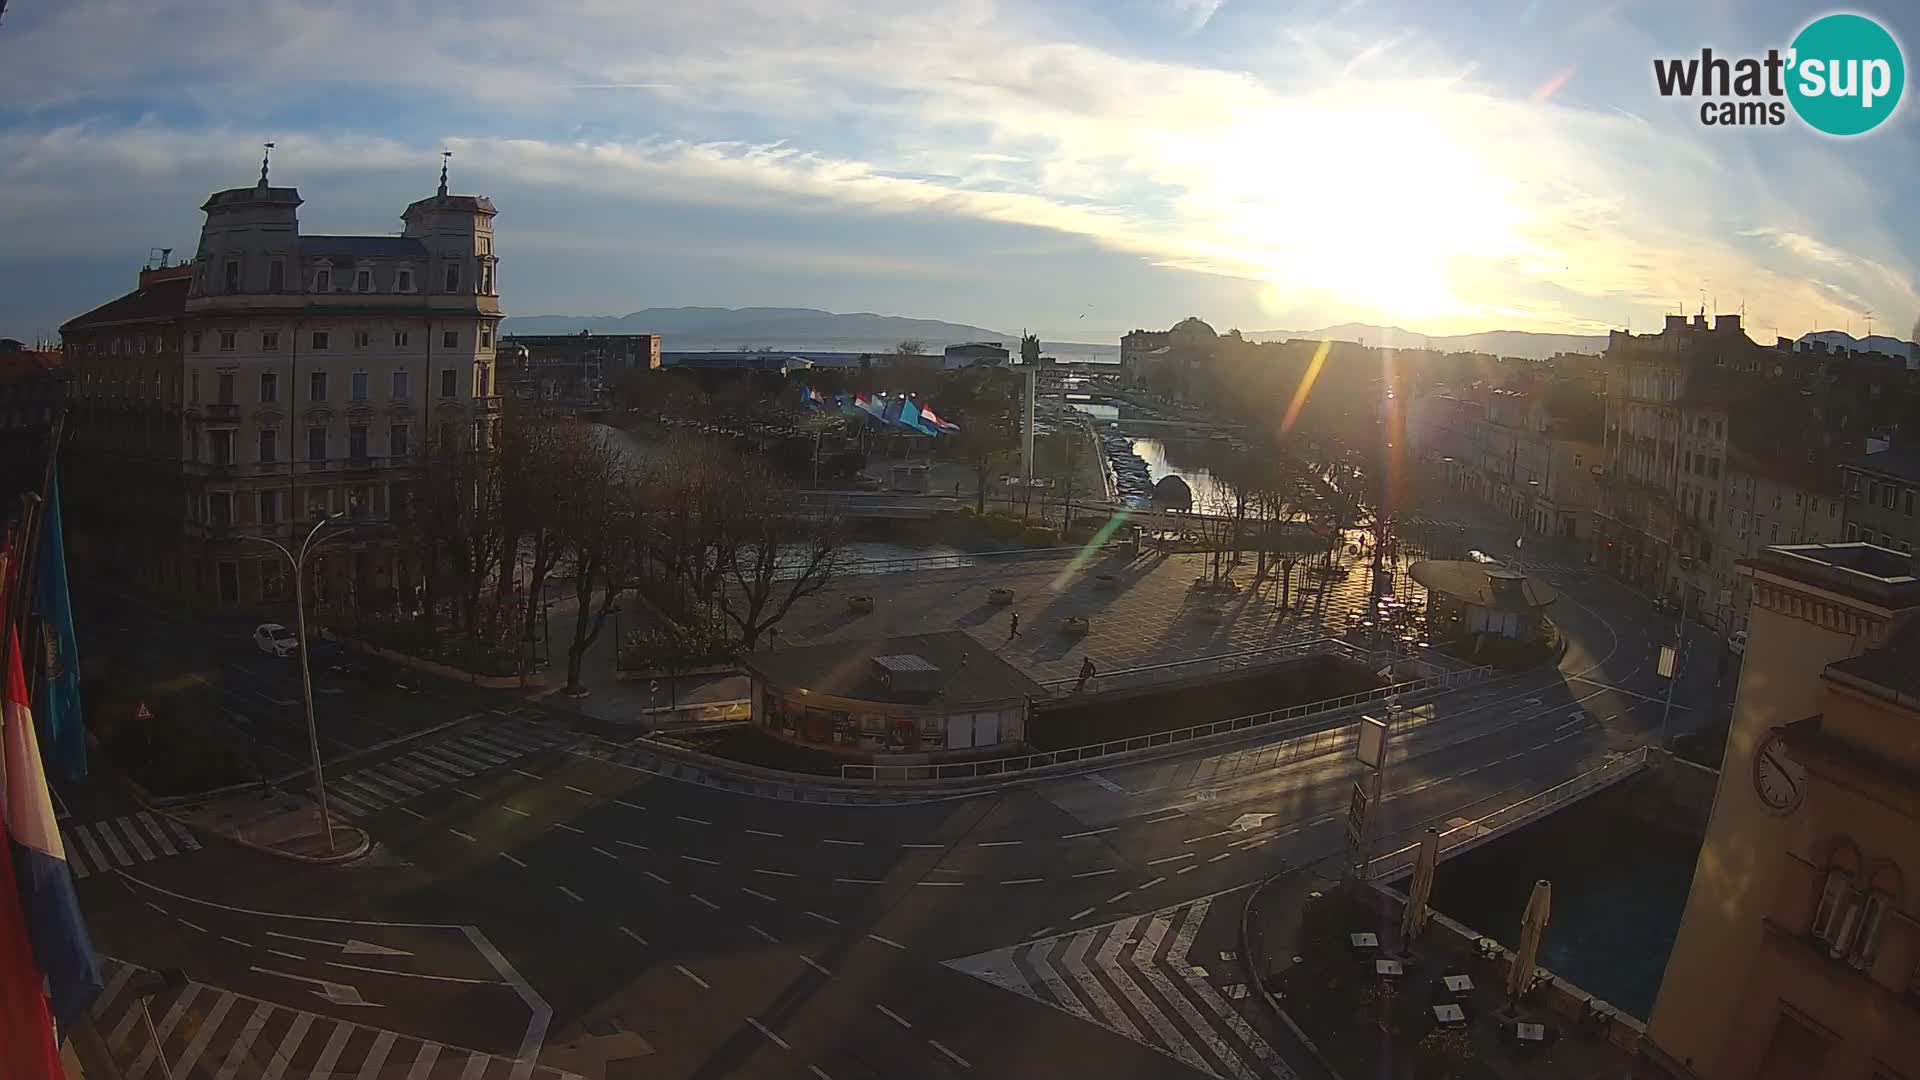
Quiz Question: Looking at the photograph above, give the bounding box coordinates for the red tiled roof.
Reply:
[60,275,190,333]
[0,350,61,379]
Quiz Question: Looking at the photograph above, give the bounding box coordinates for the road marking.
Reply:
[1105,890,1134,904]
[1554,718,1583,732]
[144,900,168,915]
[500,853,527,868]
[835,877,883,885]
[554,823,585,834]
[1176,864,1200,874]
[681,854,719,866]
[806,910,840,926]
[900,842,944,849]
[677,815,711,825]
[217,1000,273,1080]
[1554,732,1580,743]
[1145,811,1186,823]
[747,1018,789,1049]
[593,847,620,860]
[617,840,648,851]
[976,840,1021,847]
[916,880,964,887]
[810,1067,833,1080]
[1061,827,1118,839]
[1000,877,1044,885]
[397,806,428,821]
[1207,852,1232,863]
[449,829,477,843]
[821,838,863,846]
[267,948,304,961]
[1182,830,1232,844]
[558,885,584,902]
[748,924,779,943]
[1072,868,1117,878]
[754,868,796,878]
[742,887,778,902]
[178,919,207,933]
[564,785,594,796]
[1147,852,1194,865]
[876,1003,912,1028]
[1071,907,1096,920]
[221,935,249,948]
[867,933,906,950]
[745,828,783,838]
[674,965,710,990]
[928,1039,972,1068]
[619,926,648,947]
[327,961,500,985]
[615,800,645,810]
[690,893,720,911]
[800,956,832,976]
[644,871,671,886]
[1139,876,1166,889]
[503,806,531,817]
[512,769,543,781]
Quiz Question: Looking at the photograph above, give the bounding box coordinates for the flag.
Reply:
[35,471,86,782]
[920,404,959,434]
[3,626,99,1043]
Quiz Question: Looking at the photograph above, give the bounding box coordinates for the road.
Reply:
[69,536,1706,1078]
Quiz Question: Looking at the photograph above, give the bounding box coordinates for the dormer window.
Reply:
[445,263,460,292]
[224,259,241,293]
[315,265,332,293]
[355,269,373,293]
[268,260,286,292]
[396,269,413,293]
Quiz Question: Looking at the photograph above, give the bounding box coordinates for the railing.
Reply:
[1034,633,1365,695]
[1365,745,1651,880]
[838,660,1496,782]
[827,544,1113,578]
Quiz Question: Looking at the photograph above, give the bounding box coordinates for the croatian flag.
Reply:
[920,405,959,434]
[3,621,99,1055]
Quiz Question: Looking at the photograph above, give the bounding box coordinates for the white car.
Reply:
[253,623,299,658]
[1729,630,1747,657]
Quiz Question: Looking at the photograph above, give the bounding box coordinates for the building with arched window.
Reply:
[1644,543,1920,1080]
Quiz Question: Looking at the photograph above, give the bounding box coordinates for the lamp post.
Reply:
[1659,554,1694,747]
[241,511,349,853]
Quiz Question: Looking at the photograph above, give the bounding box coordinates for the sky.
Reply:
[1,0,1917,346]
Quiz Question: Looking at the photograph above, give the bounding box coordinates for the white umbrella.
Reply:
[1400,827,1441,944]
[1507,878,1553,1003]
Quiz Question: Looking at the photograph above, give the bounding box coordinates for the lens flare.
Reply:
[1281,340,1331,434]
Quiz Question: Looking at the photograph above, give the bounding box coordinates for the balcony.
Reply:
[476,395,504,413]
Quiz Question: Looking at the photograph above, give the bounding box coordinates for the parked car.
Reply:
[253,623,299,658]
[1729,630,1748,656]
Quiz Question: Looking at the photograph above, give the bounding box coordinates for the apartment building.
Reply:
[1643,542,1920,1079]
[1840,447,1920,555]
[60,158,502,613]
[1417,381,1602,541]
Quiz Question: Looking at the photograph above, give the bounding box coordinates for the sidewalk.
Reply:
[522,586,747,731]
[167,788,371,863]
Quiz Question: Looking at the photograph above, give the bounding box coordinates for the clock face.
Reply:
[1753,735,1807,814]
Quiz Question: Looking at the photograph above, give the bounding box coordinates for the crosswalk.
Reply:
[64,813,203,878]
[945,898,1296,1080]
[89,956,584,1080]
[326,723,575,821]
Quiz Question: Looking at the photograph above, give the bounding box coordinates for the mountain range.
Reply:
[504,306,1014,350]
[1246,322,1610,359]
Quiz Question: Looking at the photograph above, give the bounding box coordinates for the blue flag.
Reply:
[35,470,85,782]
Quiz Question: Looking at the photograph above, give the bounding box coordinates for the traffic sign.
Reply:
[134,702,154,721]
[1346,780,1370,847]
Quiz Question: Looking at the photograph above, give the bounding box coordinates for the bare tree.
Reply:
[714,459,843,649]
[551,427,632,694]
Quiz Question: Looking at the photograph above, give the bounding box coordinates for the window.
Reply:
[397,269,413,292]
[311,330,330,351]
[1793,492,1802,508]
[1868,481,1880,503]
[1772,494,1782,510]
[444,263,460,292]
[309,371,327,401]
[389,424,409,459]
[351,371,369,402]
[442,329,458,349]
[349,424,368,461]
[208,430,234,465]
[1810,497,1818,514]
[351,484,372,518]
[259,372,277,403]
[440,368,457,398]
[1770,522,1779,542]
[219,331,236,352]
[190,331,203,352]
[1906,490,1915,516]
[1846,522,1860,541]
[1830,501,1837,518]
[1756,1012,1830,1080]
[1707,494,1716,521]
[216,371,235,404]
[259,491,279,526]
[258,429,276,462]
[1884,485,1898,511]
[353,329,370,349]
[268,261,285,292]
[393,329,410,348]
[307,427,327,462]
[190,372,200,403]
[355,269,372,292]
[391,370,410,400]
[1862,529,1876,545]
[315,267,331,293]
[480,261,494,294]
[262,330,280,352]
[1812,851,1860,948]
[480,328,493,348]
[208,492,233,526]
[224,260,240,292]
[1708,458,1719,479]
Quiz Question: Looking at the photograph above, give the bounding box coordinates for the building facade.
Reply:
[501,332,659,405]
[1840,448,1920,555]
[60,160,502,613]
[1643,542,1920,1080]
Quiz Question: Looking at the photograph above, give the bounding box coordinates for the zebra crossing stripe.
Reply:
[116,818,157,862]
[1061,922,1143,1042]
[69,823,109,875]
[136,812,179,857]
[397,755,465,786]
[310,1022,356,1078]
[366,763,429,796]
[170,988,236,1076]
[407,1042,442,1079]
[214,1001,274,1080]
[1104,918,1213,1076]
[413,747,479,776]
[1169,901,1291,1079]
[326,785,380,818]
[260,1011,314,1080]
[96,820,133,867]
[356,1030,398,1079]
[128,982,200,1079]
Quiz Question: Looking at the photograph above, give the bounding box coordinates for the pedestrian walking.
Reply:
[1009,611,1021,639]
[1075,655,1096,692]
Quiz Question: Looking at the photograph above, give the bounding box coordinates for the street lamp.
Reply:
[1659,554,1695,747]
[241,511,350,853]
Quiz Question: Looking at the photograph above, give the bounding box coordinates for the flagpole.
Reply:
[2,410,64,680]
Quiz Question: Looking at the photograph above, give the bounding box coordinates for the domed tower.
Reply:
[189,144,302,302]
[401,153,500,317]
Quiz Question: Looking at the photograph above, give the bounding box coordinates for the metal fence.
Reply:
[838,660,1496,782]
[1365,745,1652,881]
[1034,634,1369,696]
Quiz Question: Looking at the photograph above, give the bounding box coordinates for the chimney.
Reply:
[1692,314,1709,329]
[1664,314,1687,333]
[1715,314,1741,332]
[1776,337,1792,350]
